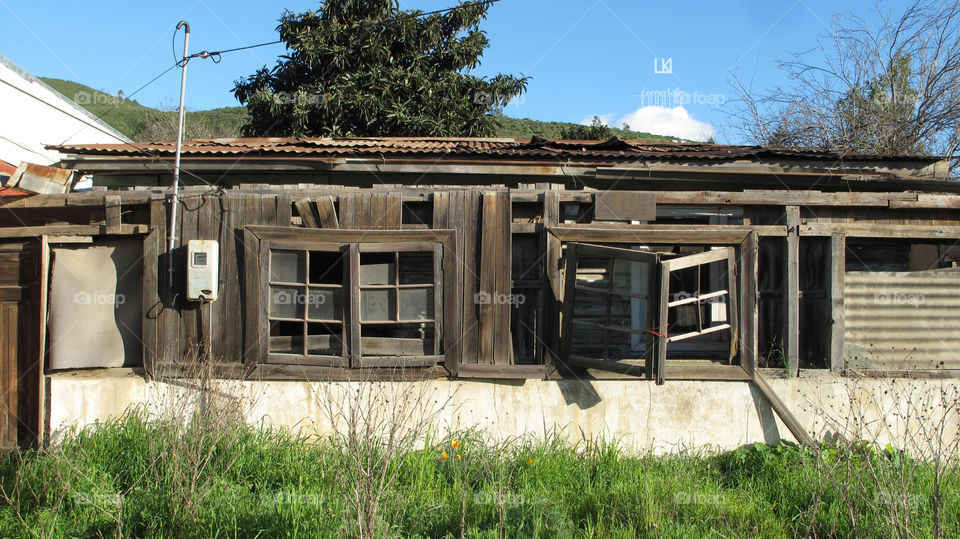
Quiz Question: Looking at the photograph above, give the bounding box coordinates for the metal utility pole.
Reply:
[168,21,190,290]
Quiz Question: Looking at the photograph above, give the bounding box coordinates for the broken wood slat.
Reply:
[315,196,339,228]
[294,199,319,228]
[751,371,815,448]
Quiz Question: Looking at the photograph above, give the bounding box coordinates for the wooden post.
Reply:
[784,206,800,375]
[829,233,846,373]
[542,190,561,367]
[104,195,121,234]
[740,231,758,378]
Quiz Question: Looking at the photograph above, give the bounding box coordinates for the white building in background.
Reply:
[0,53,130,167]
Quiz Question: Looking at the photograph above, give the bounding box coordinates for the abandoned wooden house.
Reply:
[2,136,958,451]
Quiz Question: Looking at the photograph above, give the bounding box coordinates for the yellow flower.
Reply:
[441,451,448,460]
[451,440,462,449]
[527,458,535,465]
[456,454,462,461]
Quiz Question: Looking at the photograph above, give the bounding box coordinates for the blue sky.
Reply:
[0,0,913,142]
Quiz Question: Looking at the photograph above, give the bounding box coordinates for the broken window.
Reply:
[561,242,739,383]
[259,234,446,368]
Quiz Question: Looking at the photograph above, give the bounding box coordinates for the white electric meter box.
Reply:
[186,240,219,301]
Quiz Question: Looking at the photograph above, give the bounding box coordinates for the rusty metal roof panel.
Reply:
[47,137,942,163]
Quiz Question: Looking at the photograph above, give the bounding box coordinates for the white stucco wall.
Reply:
[46,369,960,455]
[0,54,130,166]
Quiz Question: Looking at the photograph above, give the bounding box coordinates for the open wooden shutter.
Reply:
[655,247,739,384]
[560,244,740,384]
[560,243,661,380]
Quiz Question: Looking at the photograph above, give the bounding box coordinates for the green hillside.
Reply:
[493,116,675,142]
[41,78,674,142]
[40,78,247,142]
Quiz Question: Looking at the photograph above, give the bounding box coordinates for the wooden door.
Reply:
[0,241,39,451]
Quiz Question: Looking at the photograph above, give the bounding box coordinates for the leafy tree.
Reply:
[233,0,527,137]
[559,116,613,140]
[730,0,960,173]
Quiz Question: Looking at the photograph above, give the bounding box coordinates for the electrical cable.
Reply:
[184,0,505,61]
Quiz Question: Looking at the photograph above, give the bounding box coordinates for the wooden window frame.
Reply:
[550,225,756,382]
[244,227,458,371]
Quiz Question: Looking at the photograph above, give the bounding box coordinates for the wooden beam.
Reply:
[0,224,148,238]
[752,371,815,447]
[829,233,846,373]
[549,224,753,244]
[456,364,548,379]
[800,223,960,238]
[784,206,800,376]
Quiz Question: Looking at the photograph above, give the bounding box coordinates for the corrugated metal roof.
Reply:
[49,136,940,163]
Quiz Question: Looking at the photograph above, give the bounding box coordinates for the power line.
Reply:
[185,0,505,62]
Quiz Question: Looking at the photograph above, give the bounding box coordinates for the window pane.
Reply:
[270,285,305,319]
[360,252,394,285]
[574,256,611,290]
[270,250,304,283]
[398,252,433,284]
[309,250,344,284]
[307,322,342,355]
[361,288,395,321]
[361,324,434,356]
[307,289,342,321]
[399,287,433,320]
[611,257,651,295]
[269,321,303,354]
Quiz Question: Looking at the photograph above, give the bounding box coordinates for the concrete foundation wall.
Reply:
[46,369,960,454]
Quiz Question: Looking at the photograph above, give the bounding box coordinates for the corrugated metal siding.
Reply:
[844,270,960,370]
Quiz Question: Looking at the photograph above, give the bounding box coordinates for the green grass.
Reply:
[1,411,957,538]
[40,78,674,143]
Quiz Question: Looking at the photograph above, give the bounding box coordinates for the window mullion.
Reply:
[348,242,360,367]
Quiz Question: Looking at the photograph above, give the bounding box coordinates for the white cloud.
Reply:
[579,113,616,126]
[617,106,714,141]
